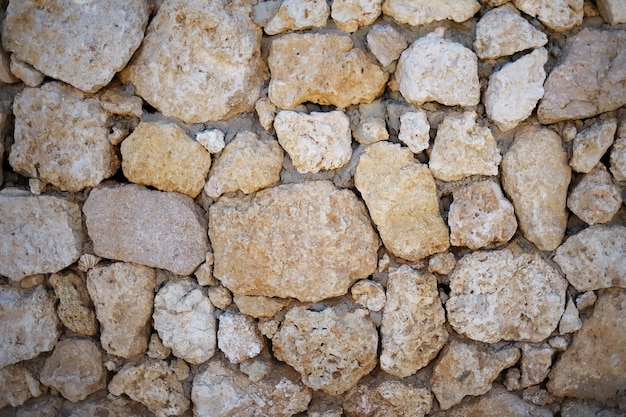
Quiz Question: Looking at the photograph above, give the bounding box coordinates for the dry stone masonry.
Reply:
[0,0,625,415]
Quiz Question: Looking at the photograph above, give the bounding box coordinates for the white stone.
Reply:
[148,333,171,360]
[354,117,389,145]
[350,280,386,312]
[265,0,330,35]
[382,0,480,26]
[570,117,617,173]
[218,310,265,364]
[0,365,42,409]
[512,0,583,31]
[331,0,382,33]
[195,129,225,154]
[597,0,626,24]
[567,163,622,225]
[366,23,408,67]
[9,56,44,87]
[559,298,583,334]
[398,110,430,153]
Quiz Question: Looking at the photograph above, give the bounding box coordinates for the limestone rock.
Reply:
[431,339,520,409]
[576,291,598,310]
[350,280,386,312]
[561,399,626,417]
[122,0,266,122]
[449,180,517,250]
[396,31,480,107]
[2,0,148,93]
[65,394,151,417]
[273,306,378,395]
[548,289,626,402]
[366,23,408,67]
[0,190,83,281]
[207,286,232,310]
[84,183,209,275]
[355,141,449,260]
[567,164,622,225]
[256,98,278,131]
[428,252,457,275]
[398,110,430,154]
[382,0,480,25]
[501,125,571,251]
[233,295,288,318]
[331,0,382,33]
[87,262,156,358]
[148,333,172,360]
[380,266,448,377]
[343,380,433,417]
[354,117,389,145]
[570,118,617,173]
[195,129,225,154]
[194,252,215,286]
[0,38,18,84]
[538,28,626,123]
[49,272,98,336]
[511,0,583,31]
[121,121,211,198]
[474,5,548,59]
[611,133,626,181]
[9,82,120,192]
[209,180,379,302]
[429,111,501,181]
[559,298,583,334]
[153,278,216,364]
[447,248,568,343]
[217,310,264,363]
[485,48,548,132]
[9,56,45,87]
[268,32,387,109]
[265,0,329,35]
[553,225,626,291]
[0,365,43,409]
[506,344,554,390]
[597,0,626,24]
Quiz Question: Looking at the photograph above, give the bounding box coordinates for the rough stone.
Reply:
[398,110,430,153]
[2,0,148,93]
[431,339,520,409]
[9,56,45,87]
[331,0,382,33]
[382,0,480,26]
[265,0,329,34]
[570,118,617,173]
[209,180,379,302]
[87,262,156,358]
[448,180,517,250]
[447,248,568,343]
[485,48,548,132]
[0,37,18,84]
[205,131,283,198]
[553,225,626,291]
[559,298,583,334]
[255,98,277,131]
[396,30,479,107]
[84,183,209,275]
[273,306,378,395]
[597,0,626,24]
[153,278,216,364]
[576,291,597,310]
[65,394,151,417]
[207,285,232,310]
[0,190,83,281]
[195,129,225,154]
[350,280,386,312]
[49,272,98,336]
[194,252,215,287]
[353,117,389,144]
[0,365,43,409]
[561,399,626,417]
[366,23,408,67]
[268,32,387,109]
[511,0,583,31]
[611,132,626,181]
[343,380,433,417]
[509,344,554,390]
[567,164,622,225]
[121,121,211,198]
[538,28,626,123]
[217,310,265,363]
[9,82,120,192]
[380,266,448,377]
[501,125,571,251]
[355,141,449,260]
[148,333,171,360]
[428,252,457,275]
[233,295,289,318]
[121,0,266,122]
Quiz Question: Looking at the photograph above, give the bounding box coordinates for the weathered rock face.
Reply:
[10,56,45,87]
[331,0,382,33]
[2,0,149,93]
[0,364,42,409]
[561,399,626,417]
[366,23,408,67]
[569,117,617,173]
[209,180,379,302]
[597,0,626,24]
[49,273,98,336]
[511,0,583,31]
[501,125,571,251]
[350,280,386,312]
[506,343,554,390]
[567,164,622,225]
[217,310,264,364]
[398,110,430,153]
[355,141,450,261]
[343,380,433,417]
[267,32,387,109]
[382,0,480,26]
[64,394,151,417]
[233,295,288,318]
[447,248,568,343]
[538,28,626,123]
[273,306,378,395]
[83,183,209,275]
[121,0,266,122]
[265,0,330,34]
[611,133,626,181]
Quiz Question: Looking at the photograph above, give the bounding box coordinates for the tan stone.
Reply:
[610,127,626,181]
[331,0,382,33]
[207,285,232,310]
[382,0,480,25]
[567,164,622,225]
[559,298,582,334]
[350,280,386,312]
[343,380,432,417]
[0,365,43,408]
[597,0,626,23]
[561,399,626,417]
[428,252,457,275]
[506,344,553,390]
[148,333,171,360]
[265,0,329,34]
[49,272,98,336]
[353,117,389,145]
[570,117,617,173]
[398,110,430,154]
[194,252,215,286]
[218,310,265,364]
[576,291,597,310]
[255,98,277,131]
[233,295,289,318]
[65,394,151,417]
[9,56,44,87]
[366,23,408,67]
[0,35,18,84]
[512,0,583,31]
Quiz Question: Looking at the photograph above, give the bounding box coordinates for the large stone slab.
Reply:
[382,0,480,26]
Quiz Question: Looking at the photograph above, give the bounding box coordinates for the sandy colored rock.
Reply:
[343,380,432,417]
[449,180,517,250]
[9,56,44,87]
[382,0,479,25]
[268,32,387,109]
[195,129,225,154]
[485,48,548,132]
[122,0,266,122]
[429,111,501,181]
[567,164,622,225]
[194,252,215,286]
[153,278,216,364]
[210,180,378,302]
[0,190,83,281]
[597,0,626,23]
[398,110,430,153]
[233,295,289,318]
[561,399,626,417]
[273,306,378,395]
[553,225,626,291]
[576,291,598,310]
[559,298,582,334]
[9,82,120,192]
[380,266,448,377]
[447,248,568,343]
[354,117,389,145]
[570,117,617,173]
[84,183,209,275]
[431,339,520,409]
[218,310,265,364]
[255,98,277,131]
[331,0,382,33]
[428,252,457,275]
[396,30,479,107]
[366,23,408,67]
[506,344,553,390]
[65,394,151,417]
[538,28,626,123]
[204,131,283,198]
[2,0,148,93]
[350,280,386,312]
[511,0,583,31]
[207,285,232,310]
[49,272,98,336]
[501,125,571,251]
[87,262,156,358]
[0,37,18,84]
[355,141,449,260]
[265,0,329,34]
[0,365,43,408]
[148,333,171,360]
[610,134,626,181]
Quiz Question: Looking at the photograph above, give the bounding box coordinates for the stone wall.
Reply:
[0,0,625,416]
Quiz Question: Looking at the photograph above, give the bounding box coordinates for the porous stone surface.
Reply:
[265,0,330,34]
[343,380,433,417]
[195,129,225,154]
[569,117,617,173]
[382,0,480,26]
[2,0,149,93]
[429,252,457,275]
[366,23,408,67]
[9,56,45,87]
[511,0,583,31]
[331,0,382,33]
[0,365,42,409]
[501,125,571,251]
[398,110,430,153]
[272,306,378,395]
[506,343,554,390]
[350,280,386,312]
[233,295,288,318]
[567,164,622,225]
[597,0,626,24]
[446,248,568,343]
[355,141,449,261]
[84,183,209,275]
[610,133,626,181]
[207,286,232,310]
[217,310,264,364]
[209,180,379,302]
[49,272,98,336]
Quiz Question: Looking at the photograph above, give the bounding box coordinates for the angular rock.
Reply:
[553,225,626,291]
[559,298,583,334]
[265,0,329,35]
[2,0,148,93]
[9,56,45,87]
[511,0,583,31]
[355,141,449,260]
[567,164,622,225]
[87,262,156,358]
[194,252,215,286]
[65,394,151,417]
[217,310,264,364]
[485,48,548,132]
[195,129,225,154]
[611,133,626,181]
[561,399,626,417]
[597,0,626,24]
[49,272,98,336]
[538,28,626,123]
[255,98,277,131]
[209,180,379,302]
[428,252,457,275]
[350,280,386,312]
[576,291,598,310]
[273,306,378,395]
[84,183,209,275]
[570,118,617,173]
[233,295,288,318]
[507,344,554,390]
[398,110,430,154]
[0,365,43,409]
[268,32,387,109]
[366,23,408,67]
[343,380,433,417]
[148,333,172,360]
[0,38,18,84]
[353,117,389,145]
[382,0,480,25]
[447,248,568,343]
[501,125,571,251]
[331,0,382,33]
[380,266,448,377]
[207,286,232,310]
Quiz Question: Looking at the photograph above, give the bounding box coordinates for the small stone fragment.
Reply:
[233,295,288,318]
[19,274,45,289]
[0,38,18,84]
[207,285,232,310]
[195,129,225,154]
[343,380,433,417]
[559,298,583,334]
[428,252,457,275]
[77,254,101,273]
[99,85,143,118]
[366,23,408,67]
[350,280,386,312]
[148,333,171,360]
[597,0,626,24]
[382,0,480,25]
[218,310,264,363]
[240,356,272,382]
[517,344,554,389]
[194,252,215,286]
[9,56,44,87]
[265,0,330,35]
[258,318,280,339]
[354,117,389,145]
[575,291,597,310]
[567,164,622,225]
[398,110,430,153]
[610,132,626,181]
[570,118,617,173]
[331,0,382,33]
[49,272,98,336]
[0,365,43,409]
[255,98,277,131]
[512,0,583,31]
